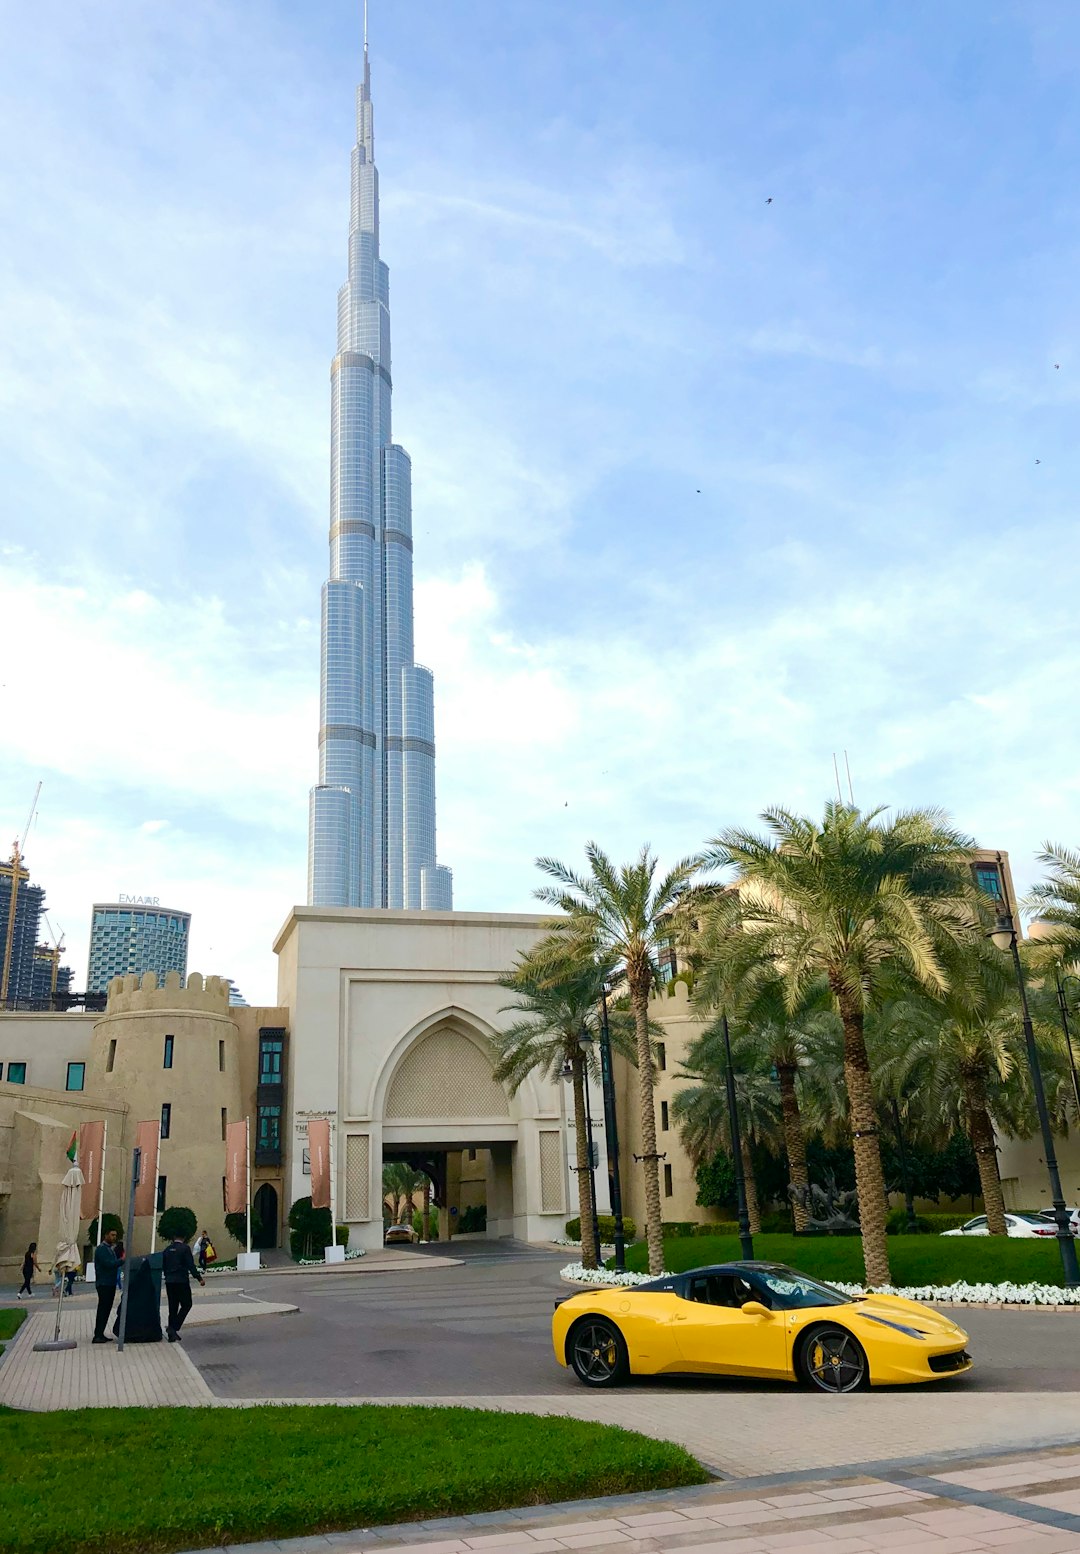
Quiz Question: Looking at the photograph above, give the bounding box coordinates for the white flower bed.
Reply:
[560,1262,1080,1305]
[297,1248,367,1266]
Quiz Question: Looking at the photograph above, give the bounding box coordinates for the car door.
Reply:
[961,1217,989,1236]
[670,1274,789,1378]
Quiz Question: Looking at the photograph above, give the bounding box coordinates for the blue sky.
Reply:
[2,1,1079,1001]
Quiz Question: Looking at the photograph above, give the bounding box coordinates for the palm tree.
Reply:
[1028,845,1080,959]
[873,946,1035,1234]
[697,802,980,1287]
[535,843,699,1275]
[382,1161,428,1226]
[673,1025,783,1233]
[494,943,622,1270]
[687,960,840,1231]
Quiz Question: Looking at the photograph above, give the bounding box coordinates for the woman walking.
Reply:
[18,1242,40,1299]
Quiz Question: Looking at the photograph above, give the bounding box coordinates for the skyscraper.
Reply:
[308,33,452,911]
[1,851,44,1004]
[87,901,190,994]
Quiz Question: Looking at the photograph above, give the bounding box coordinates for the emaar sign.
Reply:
[118,893,161,906]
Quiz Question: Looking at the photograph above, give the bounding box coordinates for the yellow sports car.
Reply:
[553,1261,972,1393]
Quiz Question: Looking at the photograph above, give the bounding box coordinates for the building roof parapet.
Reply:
[102,969,231,1016]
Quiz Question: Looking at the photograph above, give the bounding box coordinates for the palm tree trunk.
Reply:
[835,988,892,1287]
[740,1135,761,1235]
[572,1057,599,1269]
[964,1074,1007,1234]
[778,1064,809,1232]
[422,1177,431,1242]
[631,975,665,1276]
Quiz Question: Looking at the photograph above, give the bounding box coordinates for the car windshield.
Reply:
[750,1268,850,1310]
[1013,1213,1051,1225]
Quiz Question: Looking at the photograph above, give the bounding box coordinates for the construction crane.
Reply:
[1,782,42,1004]
[40,910,66,997]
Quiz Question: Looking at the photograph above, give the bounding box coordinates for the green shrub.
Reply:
[458,1205,487,1232]
[661,1222,697,1237]
[86,1214,123,1245]
[157,1205,197,1242]
[224,1210,264,1247]
[886,1210,936,1235]
[696,1220,738,1236]
[564,1215,636,1243]
[761,1212,794,1234]
[412,1209,439,1241]
[288,1197,348,1260]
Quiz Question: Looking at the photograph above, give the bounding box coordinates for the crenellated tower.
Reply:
[308,25,453,911]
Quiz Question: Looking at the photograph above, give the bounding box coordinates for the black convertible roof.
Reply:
[632,1261,799,1291]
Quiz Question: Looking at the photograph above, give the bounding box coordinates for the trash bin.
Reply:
[112,1252,163,1343]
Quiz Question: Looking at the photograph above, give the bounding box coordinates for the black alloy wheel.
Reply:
[799,1325,869,1393]
[569,1317,630,1388]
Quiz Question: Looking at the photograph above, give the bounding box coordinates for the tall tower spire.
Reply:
[308,29,453,913]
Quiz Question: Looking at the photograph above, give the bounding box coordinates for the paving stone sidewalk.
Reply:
[181,1444,1080,1554]
[0,1297,294,1410]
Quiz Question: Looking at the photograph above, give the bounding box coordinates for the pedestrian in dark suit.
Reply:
[92,1230,120,1343]
[162,1233,205,1342]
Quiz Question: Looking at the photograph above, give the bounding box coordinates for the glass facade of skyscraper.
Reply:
[308,44,452,912]
[86,902,190,994]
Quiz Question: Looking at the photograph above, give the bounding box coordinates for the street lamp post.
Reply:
[1053,973,1080,1125]
[988,873,1079,1287]
[598,983,626,1272]
[721,1013,754,1262]
[572,1029,602,1258]
[890,1097,919,1235]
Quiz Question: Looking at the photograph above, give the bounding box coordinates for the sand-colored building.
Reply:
[0,971,289,1272]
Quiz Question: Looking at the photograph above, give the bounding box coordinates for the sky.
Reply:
[2,1,1080,1003]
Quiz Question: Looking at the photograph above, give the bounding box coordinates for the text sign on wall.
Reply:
[118,894,161,906]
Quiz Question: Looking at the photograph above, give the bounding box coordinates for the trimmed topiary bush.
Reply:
[288,1196,348,1260]
[458,1204,487,1232]
[157,1205,198,1242]
[564,1215,637,1243]
[225,1209,264,1247]
[87,1214,123,1245]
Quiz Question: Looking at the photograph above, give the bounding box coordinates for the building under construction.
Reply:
[1,851,72,1008]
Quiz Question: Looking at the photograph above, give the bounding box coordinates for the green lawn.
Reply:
[618,1232,1070,1287]
[0,1405,707,1554]
[0,1309,26,1356]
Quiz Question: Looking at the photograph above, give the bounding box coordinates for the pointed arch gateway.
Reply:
[378,1007,521,1243]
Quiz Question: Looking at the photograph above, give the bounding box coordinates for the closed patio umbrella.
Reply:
[34,1161,84,1352]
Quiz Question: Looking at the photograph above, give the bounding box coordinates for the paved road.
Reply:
[181,1242,1080,1399]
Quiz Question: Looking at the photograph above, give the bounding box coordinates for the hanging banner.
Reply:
[224,1120,248,1214]
[132,1120,160,1217]
[79,1120,106,1220]
[308,1119,331,1211]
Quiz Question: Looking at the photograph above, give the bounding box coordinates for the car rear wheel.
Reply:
[798,1325,869,1393]
[569,1317,630,1388]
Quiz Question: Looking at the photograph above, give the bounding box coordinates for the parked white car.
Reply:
[1038,1208,1080,1235]
[942,1212,1057,1238]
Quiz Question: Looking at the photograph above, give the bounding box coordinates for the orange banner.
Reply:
[79,1120,105,1220]
[224,1119,248,1215]
[133,1119,160,1217]
[308,1119,331,1211]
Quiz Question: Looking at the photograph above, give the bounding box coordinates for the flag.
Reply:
[79,1120,106,1221]
[308,1119,331,1211]
[65,1131,78,1163]
[133,1119,161,1217]
[224,1120,247,1215]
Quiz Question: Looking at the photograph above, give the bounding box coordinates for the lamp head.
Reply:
[577,1027,594,1053]
[989,911,1015,953]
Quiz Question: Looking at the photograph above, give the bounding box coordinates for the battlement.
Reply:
[102,970,231,1016]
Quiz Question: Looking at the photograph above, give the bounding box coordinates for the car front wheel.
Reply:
[569,1317,630,1388]
[798,1325,869,1393]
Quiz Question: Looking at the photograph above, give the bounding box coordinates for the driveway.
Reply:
[182,1241,1080,1400]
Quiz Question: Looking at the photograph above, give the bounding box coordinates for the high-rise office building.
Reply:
[307,34,453,911]
[87,901,190,994]
[29,945,72,1003]
[0,851,45,1004]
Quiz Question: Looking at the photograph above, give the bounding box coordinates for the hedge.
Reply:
[565,1215,637,1243]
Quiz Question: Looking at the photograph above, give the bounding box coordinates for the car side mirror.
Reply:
[740,1300,771,1319]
